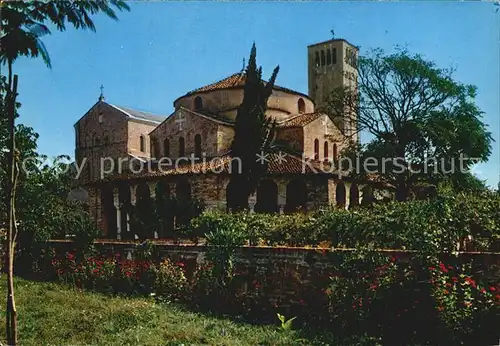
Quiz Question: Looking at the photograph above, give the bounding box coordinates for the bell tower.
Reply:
[307,38,359,140]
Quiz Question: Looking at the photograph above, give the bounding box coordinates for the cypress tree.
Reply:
[229,43,279,210]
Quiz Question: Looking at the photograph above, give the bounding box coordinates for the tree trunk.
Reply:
[6,73,19,346]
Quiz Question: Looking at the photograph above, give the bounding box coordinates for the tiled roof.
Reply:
[96,151,335,183]
[109,103,166,124]
[278,112,322,128]
[176,72,311,101]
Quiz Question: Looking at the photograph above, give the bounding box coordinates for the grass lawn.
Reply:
[0,277,312,346]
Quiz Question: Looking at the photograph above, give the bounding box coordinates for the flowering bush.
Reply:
[429,260,500,342]
[151,258,187,300]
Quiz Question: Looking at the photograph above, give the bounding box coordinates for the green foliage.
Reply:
[229,44,279,209]
[277,313,297,331]
[204,220,247,291]
[151,258,187,300]
[323,47,493,201]
[188,191,500,253]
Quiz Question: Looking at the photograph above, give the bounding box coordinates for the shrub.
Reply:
[151,258,187,300]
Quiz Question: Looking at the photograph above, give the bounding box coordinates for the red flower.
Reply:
[489,287,497,292]
[443,289,449,295]
[428,266,436,271]
[452,277,458,283]
[176,262,185,267]
[437,306,445,312]
[480,288,486,294]
[439,263,448,273]
[465,277,477,288]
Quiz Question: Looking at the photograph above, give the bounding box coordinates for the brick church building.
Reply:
[74,38,388,239]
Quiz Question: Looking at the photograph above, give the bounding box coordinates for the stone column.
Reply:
[277,181,287,214]
[327,179,336,207]
[344,182,351,210]
[113,188,121,240]
[248,193,256,213]
[358,184,365,205]
[148,181,157,200]
[130,185,137,206]
[147,181,158,239]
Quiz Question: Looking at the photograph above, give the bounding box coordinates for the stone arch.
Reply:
[176,178,191,201]
[314,139,320,160]
[155,180,173,238]
[255,179,278,213]
[194,134,202,158]
[178,136,185,157]
[327,49,332,65]
[349,183,360,209]
[285,179,307,213]
[324,141,329,160]
[101,187,116,238]
[194,96,203,110]
[298,98,305,113]
[361,185,374,206]
[315,51,320,67]
[336,182,346,207]
[321,50,326,66]
[226,180,238,212]
[118,185,131,239]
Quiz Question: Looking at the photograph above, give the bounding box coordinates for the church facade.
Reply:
[75,38,388,239]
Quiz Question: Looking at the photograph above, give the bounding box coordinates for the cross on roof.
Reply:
[99,84,105,101]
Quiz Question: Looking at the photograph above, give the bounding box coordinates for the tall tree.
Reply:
[229,44,279,210]
[0,2,129,344]
[323,47,492,201]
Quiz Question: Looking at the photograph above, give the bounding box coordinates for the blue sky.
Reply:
[12,1,500,187]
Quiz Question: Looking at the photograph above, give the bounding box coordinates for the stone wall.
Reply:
[75,101,129,183]
[303,113,347,160]
[127,119,158,159]
[48,240,500,310]
[174,87,314,122]
[149,109,220,158]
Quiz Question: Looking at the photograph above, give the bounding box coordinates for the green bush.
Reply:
[151,258,187,300]
[187,191,500,252]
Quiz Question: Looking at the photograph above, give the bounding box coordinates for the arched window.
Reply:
[332,48,337,64]
[139,135,145,152]
[315,51,320,67]
[178,137,185,157]
[194,96,203,110]
[321,50,326,66]
[333,143,338,160]
[326,49,332,65]
[314,139,319,160]
[153,139,160,158]
[163,138,170,157]
[298,98,305,113]
[324,141,329,160]
[194,134,202,158]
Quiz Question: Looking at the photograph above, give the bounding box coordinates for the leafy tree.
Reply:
[1,1,129,344]
[323,48,492,201]
[229,44,279,210]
